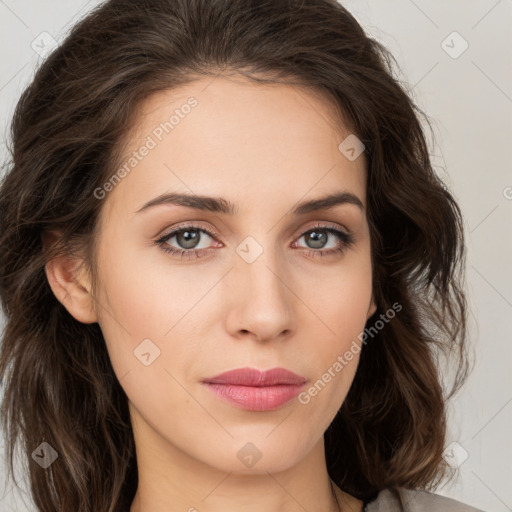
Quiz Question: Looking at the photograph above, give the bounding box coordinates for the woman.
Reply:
[0,1,484,511]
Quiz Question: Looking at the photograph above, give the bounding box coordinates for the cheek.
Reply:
[93,242,225,386]
[95,234,202,332]
[296,248,373,395]
[295,285,369,433]
[302,245,373,340]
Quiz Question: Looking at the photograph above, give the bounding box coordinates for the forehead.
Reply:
[130,74,353,148]
[103,74,367,219]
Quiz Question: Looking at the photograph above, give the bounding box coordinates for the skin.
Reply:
[46,74,376,512]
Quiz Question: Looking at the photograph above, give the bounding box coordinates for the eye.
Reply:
[154,222,355,260]
[292,223,355,258]
[155,223,220,260]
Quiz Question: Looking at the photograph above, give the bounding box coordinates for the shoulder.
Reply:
[366,487,487,512]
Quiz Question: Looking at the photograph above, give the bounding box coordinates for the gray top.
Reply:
[365,488,485,512]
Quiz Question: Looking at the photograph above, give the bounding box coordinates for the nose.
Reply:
[225,246,296,343]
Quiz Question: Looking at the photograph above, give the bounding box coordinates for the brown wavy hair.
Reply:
[0,0,470,511]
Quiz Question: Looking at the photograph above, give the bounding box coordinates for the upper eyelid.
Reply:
[156,222,218,243]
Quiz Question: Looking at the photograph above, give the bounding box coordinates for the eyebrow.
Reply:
[136,190,364,216]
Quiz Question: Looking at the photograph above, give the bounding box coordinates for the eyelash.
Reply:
[154,222,355,260]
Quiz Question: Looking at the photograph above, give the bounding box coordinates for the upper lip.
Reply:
[202,367,307,386]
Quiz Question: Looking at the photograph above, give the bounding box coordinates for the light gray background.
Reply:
[0,1,511,511]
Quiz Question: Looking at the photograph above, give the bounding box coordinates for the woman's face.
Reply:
[91,74,376,474]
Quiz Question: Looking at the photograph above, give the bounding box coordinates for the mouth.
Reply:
[201,367,307,411]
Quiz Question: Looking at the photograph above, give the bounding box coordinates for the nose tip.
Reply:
[226,254,295,342]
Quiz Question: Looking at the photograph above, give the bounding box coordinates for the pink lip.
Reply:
[202,367,307,411]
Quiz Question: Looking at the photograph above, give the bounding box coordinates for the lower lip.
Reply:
[202,382,305,411]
